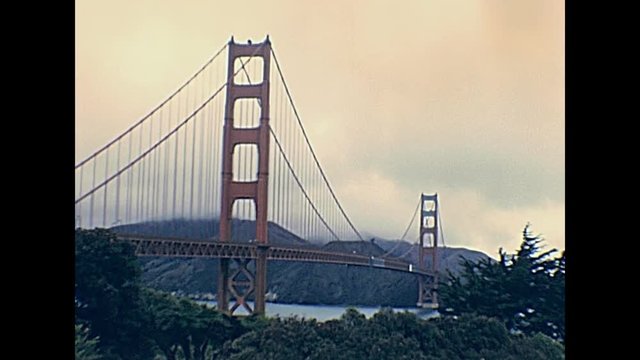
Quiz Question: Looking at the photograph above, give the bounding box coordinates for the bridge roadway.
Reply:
[117,234,433,276]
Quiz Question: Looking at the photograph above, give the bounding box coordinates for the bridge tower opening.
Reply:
[218,36,271,316]
[417,193,439,309]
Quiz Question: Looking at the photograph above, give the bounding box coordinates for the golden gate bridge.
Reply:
[75,37,443,315]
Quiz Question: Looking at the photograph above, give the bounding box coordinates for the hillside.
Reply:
[372,238,491,275]
[112,219,491,307]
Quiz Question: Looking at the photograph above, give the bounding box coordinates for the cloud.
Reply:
[337,177,564,257]
[76,0,564,256]
[437,188,564,257]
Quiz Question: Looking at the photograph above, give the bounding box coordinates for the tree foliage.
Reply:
[75,228,154,360]
[75,324,103,360]
[76,227,564,359]
[75,228,247,360]
[216,308,564,360]
[141,287,244,360]
[440,225,565,342]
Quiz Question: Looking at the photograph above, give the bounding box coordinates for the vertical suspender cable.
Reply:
[277,83,284,227]
[162,102,171,220]
[153,109,162,224]
[301,131,308,238]
[126,132,133,223]
[115,140,121,225]
[141,129,148,224]
[312,153,318,238]
[89,157,96,228]
[209,93,222,217]
[287,103,292,231]
[301,146,306,238]
[146,115,154,222]
[437,202,446,248]
[212,66,220,219]
[152,110,161,233]
[181,89,189,219]
[78,166,84,228]
[172,93,180,227]
[102,149,109,227]
[203,96,211,220]
[151,120,157,231]
[268,74,275,226]
[212,62,220,219]
[197,78,206,219]
[202,68,211,220]
[189,102,197,222]
[136,123,144,222]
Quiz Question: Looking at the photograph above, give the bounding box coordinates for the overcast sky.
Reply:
[76,0,564,257]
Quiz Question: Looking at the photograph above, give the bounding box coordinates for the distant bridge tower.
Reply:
[218,36,271,316]
[417,193,439,308]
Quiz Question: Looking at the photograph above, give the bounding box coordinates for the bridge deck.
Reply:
[118,234,433,276]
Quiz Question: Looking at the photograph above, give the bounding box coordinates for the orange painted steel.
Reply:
[218,37,272,315]
[120,234,433,277]
[417,193,439,309]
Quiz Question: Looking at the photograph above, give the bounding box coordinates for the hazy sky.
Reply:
[76,0,564,257]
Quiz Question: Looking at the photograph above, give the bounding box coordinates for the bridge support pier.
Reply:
[417,273,438,309]
[254,246,268,314]
[217,259,230,312]
[216,251,268,315]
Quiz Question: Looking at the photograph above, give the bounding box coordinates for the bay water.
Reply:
[198,301,439,321]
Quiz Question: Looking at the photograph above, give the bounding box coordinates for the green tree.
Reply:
[141,288,246,360]
[76,228,254,360]
[508,332,565,359]
[214,308,564,360]
[75,228,155,360]
[440,225,565,342]
[139,289,184,360]
[75,324,103,360]
[219,316,325,360]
